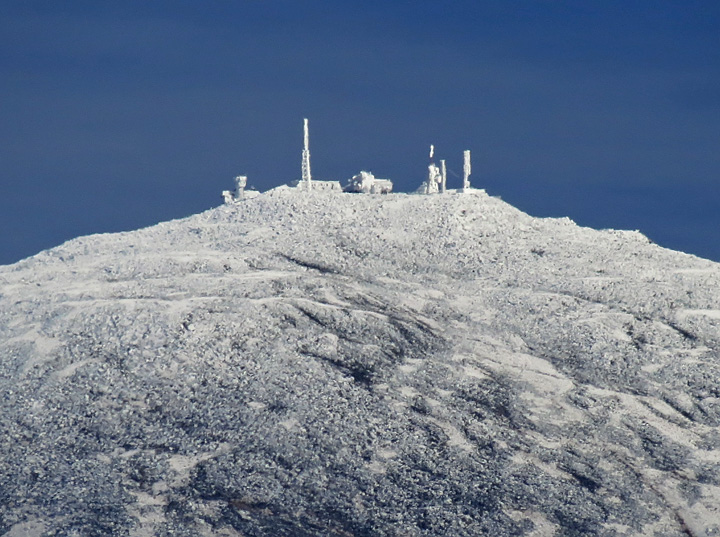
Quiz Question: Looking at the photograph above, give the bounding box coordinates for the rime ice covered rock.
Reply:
[1,189,720,536]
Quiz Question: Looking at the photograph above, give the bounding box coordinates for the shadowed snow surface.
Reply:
[1,188,720,536]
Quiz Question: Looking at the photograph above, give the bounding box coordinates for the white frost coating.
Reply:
[440,159,447,194]
[419,145,445,194]
[418,145,442,194]
[222,175,248,204]
[463,150,471,191]
[4,520,48,537]
[301,118,312,191]
[345,171,393,194]
[234,175,247,200]
[3,188,720,536]
[425,163,441,194]
[312,180,343,192]
[304,118,309,150]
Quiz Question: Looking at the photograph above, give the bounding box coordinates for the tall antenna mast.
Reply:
[302,118,312,191]
[463,150,471,192]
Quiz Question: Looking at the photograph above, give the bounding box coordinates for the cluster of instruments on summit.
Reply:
[223,118,473,204]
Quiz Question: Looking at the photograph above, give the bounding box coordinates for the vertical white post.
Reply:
[440,160,447,194]
[302,118,312,191]
[425,145,437,194]
[234,175,247,200]
[463,150,471,192]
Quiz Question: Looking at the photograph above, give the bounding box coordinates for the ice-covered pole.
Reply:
[463,150,471,192]
[440,159,447,194]
[424,144,440,194]
[301,118,312,191]
[234,175,247,200]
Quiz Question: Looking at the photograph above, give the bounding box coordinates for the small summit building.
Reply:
[344,171,393,194]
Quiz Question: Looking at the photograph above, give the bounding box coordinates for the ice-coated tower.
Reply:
[301,118,312,191]
[425,145,441,194]
[463,150,471,192]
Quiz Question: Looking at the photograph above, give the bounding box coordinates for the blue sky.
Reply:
[2,1,719,264]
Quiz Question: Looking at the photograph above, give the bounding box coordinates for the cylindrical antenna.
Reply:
[463,150,471,191]
[301,118,312,190]
[440,160,447,194]
[304,118,309,151]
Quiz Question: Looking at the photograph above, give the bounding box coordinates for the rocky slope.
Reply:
[1,187,720,536]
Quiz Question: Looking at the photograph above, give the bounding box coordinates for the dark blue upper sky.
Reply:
[2,1,719,264]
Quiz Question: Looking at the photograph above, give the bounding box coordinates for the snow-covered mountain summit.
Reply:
[2,188,720,536]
